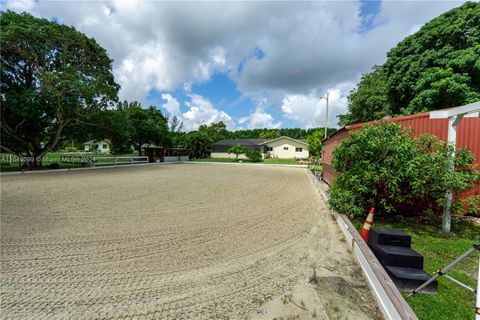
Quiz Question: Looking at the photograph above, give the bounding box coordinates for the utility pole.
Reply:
[320,93,329,139]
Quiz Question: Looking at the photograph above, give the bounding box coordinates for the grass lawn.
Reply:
[190,157,302,165]
[353,215,479,320]
[0,152,139,172]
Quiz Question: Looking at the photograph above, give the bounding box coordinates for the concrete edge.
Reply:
[307,171,418,320]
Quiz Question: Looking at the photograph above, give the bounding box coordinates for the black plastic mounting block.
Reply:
[370,244,424,269]
[385,266,438,293]
[368,228,411,248]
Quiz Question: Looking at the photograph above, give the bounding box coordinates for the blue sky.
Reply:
[4,0,465,131]
[145,0,382,129]
[359,0,382,32]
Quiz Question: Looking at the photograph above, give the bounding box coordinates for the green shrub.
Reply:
[329,122,479,217]
[228,144,246,160]
[64,147,77,152]
[49,163,60,169]
[246,150,263,162]
[310,164,322,174]
[455,195,480,217]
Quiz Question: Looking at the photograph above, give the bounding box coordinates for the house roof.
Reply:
[261,136,309,146]
[83,139,112,145]
[212,139,267,146]
[212,136,309,147]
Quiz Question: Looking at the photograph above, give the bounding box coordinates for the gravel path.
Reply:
[1,164,380,319]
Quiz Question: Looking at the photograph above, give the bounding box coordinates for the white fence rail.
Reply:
[91,156,149,167]
[0,154,149,168]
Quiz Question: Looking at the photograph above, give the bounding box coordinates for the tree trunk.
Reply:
[25,123,65,170]
[28,155,42,169]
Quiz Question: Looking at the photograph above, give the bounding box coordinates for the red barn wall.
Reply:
[322,113,480,197]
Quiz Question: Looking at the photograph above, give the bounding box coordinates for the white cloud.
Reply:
[160,94,235,131]
[184,95,234,130]
[281,82,352,128]
[114,42,180,102]
[281,93,322,129]
[4,0,34,12]
[160,94,181,116]
[4,1,465,128]
[239,108,281,129]
[183,82,192,93]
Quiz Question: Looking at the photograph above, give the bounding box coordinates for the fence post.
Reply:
[131,157,133,165]
[115,157,117,167]
[476,255,480,320]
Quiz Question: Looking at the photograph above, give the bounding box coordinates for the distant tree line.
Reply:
[67,116,335,160]
[339,2,480,126]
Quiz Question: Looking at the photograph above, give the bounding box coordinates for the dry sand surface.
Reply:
[1,163,381,319]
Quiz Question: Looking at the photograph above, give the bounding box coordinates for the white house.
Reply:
[211,136,309,159]
[83,139,111,154]
[264,136,309,159]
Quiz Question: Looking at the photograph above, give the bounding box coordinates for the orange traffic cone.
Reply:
[360,207,375,241]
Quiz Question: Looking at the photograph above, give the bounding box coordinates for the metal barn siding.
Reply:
[321,112,480,196]
[393,114,479,167]
[321,129,351,185]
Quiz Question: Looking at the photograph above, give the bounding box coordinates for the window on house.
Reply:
[266,147,273,151]
[103,144,108,148]
[295,147,302,152]
[283,147,289,150]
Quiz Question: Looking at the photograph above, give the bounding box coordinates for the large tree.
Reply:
[98,108,133,154]
[197,121,230,143]
[384,1,480,114]
[339,2,480,125]
[179,131,211,159]
[0,11,119,168]
[259,129,280,140]
[123,104,170,155]
[338,66,392,126]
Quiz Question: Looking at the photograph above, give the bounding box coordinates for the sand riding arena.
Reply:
[1,163,381,319]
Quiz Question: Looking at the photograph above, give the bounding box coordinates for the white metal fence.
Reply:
[91,156,149,167]
[0,154,149,168]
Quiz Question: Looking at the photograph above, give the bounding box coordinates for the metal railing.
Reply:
[91,156,149,167]
[0,154,149,168]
